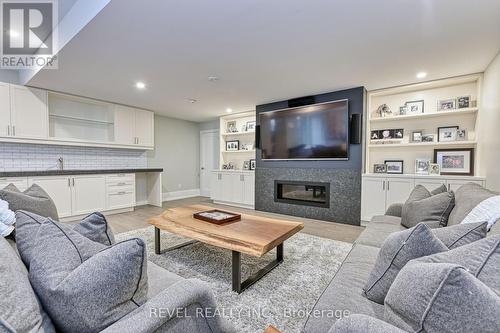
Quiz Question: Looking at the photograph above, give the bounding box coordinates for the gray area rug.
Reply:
[117,227,352,333]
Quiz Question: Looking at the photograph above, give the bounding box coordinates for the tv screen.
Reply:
[259,100,349,160]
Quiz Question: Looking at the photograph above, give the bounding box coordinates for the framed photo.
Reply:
[246,121,256,132]
[429,163,441,176]
[226,120,237,133]
[399,106,407,116]
[457,96,471,109]
[243,160,250,170]
[422,134,435,143]
[456,129,467,141]
[394,129,404,139]
[371,130,381,140]
[226,140,239,151]
[249,159,256,170]
[374,164,387,174]
[385,160,404,174]
[434,148,474,176]
[381,129,393,139]
[437,99,456,111]
[415,158,431,175]
[412,131,423,142]
[405,100,424,114]
[438,126,459,142]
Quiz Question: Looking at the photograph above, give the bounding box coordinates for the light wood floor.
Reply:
[106,196,364,244]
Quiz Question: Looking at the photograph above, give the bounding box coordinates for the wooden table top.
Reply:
[148,205,304,257]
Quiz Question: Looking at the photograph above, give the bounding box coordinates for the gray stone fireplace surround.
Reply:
[255,87,366,226]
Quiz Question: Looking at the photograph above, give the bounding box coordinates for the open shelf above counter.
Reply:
[370,107,478,123]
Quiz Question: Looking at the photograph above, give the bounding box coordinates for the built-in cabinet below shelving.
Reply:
[210,170,255,208]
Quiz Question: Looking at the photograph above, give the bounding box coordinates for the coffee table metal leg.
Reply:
[154,227,198,255]
[155,227,161,254]
[232,243,284,294]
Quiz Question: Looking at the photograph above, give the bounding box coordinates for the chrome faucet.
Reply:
[58,157,64,170]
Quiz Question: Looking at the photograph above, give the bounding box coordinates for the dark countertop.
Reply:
[0,168,163,178]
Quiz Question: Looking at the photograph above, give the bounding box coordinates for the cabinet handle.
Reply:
[68,178,71,187]
[240,175,244,181]
[448,184,451,191]
[12,126,15,136]
[387,181,390,191]
[383,180,385,191]
[218,173,222,180]
[72,178,75,186]
[137,137,139,144]
[7,126,10,136]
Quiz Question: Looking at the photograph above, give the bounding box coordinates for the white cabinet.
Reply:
[29,176,73,218]
[211,172,223,201]
[114,106,154,147]
[385,178,414,208]
[210,171,255,208]
[242,173,255,206]
[105,173,136,210]
[0,177,28,191]
[10,85,48,139]
[414,178,447,192]
[361,177,387,220]
[72,175,106,215]
[135,109,154,147]
[0,83,11,137]
[447,179,484,192]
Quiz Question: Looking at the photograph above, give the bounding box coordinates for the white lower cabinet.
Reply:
[362,174,486,222]
[71,175,106,215]
[29,176,73,218]
[0,177,28,192]
[211,171,255,208]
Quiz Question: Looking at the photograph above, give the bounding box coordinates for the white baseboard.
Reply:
[162,189,201,202]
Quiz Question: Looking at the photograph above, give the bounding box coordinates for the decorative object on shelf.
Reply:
[221,162,236,170]
[240,143,254,151]
[193,209,241,224]
[412,131,423,143]
[243,161,250,170]
[376,104,392,118]
[422,134,435,143]
[438,126,459,142]
[249,159,256,170]
[457,96,471,109]
[415,159,431,175]
[226,121,238,133]
[437,99,456,111]
[456,129,467,141]
[429,163,441,176]
[434,148,474,176]
[405,100,424,114]
[246,121,256,131]
[374,164,387,173]
[241,124,247,132]
[371,129,404,141]
[385,160,404,174]
[399,106,407,115]
[226,140,240,151]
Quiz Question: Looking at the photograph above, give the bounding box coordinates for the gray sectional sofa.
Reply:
[303,183,500,333]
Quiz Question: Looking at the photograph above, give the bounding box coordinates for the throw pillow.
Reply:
[0,184,58,220]
[73,212,115,246]
[363,223,448,304]
[448,182,498,226]
[432,221,487,249]
[415,234,500,295]
[401,185,455,228]
[28,218,148,333]
[331,314,407,333]
[461,195,500,231]
[385,262,500,333]
[0,237,56,333]
[430,183,447,195]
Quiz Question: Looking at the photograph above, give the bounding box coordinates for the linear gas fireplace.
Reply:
[274,180,330,208]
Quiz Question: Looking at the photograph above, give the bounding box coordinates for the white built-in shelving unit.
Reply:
[218,111,256,170]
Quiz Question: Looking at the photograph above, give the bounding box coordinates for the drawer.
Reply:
[106,173,135,184]
[0,177,29,191]
[106,191,135,210]
[107,183,135,193]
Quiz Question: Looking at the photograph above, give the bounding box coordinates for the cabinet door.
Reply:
[0,83,11,137]
[219,173,235,202]
[231,174,245,204]
[0,177,28,191]
[447,180,484,192]
[135,110,154,147]
[29,176,73,218]
[71,175,106,215]
[114,106,136,145]
[386,178,414,208]
[10,85,48,139]
[242,174,255,206]
[210,173,222,201]
[414,178,447,192]
[361,177,387,221]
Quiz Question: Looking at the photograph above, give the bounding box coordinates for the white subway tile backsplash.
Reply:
[0,143,147,172]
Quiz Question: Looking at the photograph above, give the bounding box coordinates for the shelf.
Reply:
[369,141,477,149]
[50,114,114,125]
[221,131,255,137]
[222,150,256,154]
[370,108,478,123]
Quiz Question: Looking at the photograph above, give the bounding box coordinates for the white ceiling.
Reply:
[28,0,500,122]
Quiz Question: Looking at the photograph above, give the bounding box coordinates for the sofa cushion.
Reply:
[432,222,487,249]
[401,185,455,228]
[28,218,148,332]
[363,223,448,304]
[415,235,500,295]
[331,314,407,333]
[356,215,406,248]
[385,262,500,333]
[303,244,384,333]
[448,183,498,226]
[0,237,55,333]
[73,212,115,246]
[147,261,183,299]
[0,184,58,220]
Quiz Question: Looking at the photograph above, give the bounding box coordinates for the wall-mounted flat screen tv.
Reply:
[259,100,349,160]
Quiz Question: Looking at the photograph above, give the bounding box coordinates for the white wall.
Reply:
[147,115,200,194]
[478,51,500,191]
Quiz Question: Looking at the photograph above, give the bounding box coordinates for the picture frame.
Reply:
[394,129,404,139]
[434,148,474,176]
[246,121,256,132]
[421,134,435,143]
[412,131,423,142]
[374,164,387,174]
[415,158,431,175]
[399,106,407,116]
[249,159,256,170]
[457,96,471,109]
[370,130,381,140]
[385,160,404,174]
[429,163,441,176]
[226,120,237,133]
[437,99,456,111]
[405,100,424,114]
[438,126,459,142]
[243,160,250,170]
[381,129,393,140]
[226,140,239,151]
[456,129,467,141]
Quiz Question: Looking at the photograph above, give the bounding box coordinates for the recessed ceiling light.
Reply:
[226,108,233,113]
[208,76,219,82]
[135,81,146,89]
[416,72,427,79]
[188,98,197,104]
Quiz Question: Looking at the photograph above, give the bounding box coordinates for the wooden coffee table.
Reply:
[148,205,304,293]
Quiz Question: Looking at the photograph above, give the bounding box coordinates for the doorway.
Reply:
[200,129,219,197]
